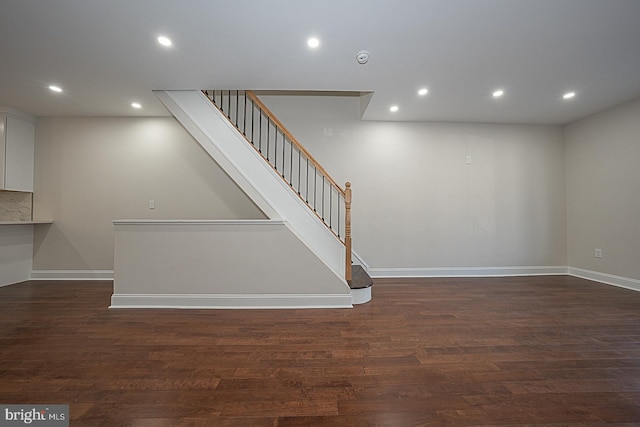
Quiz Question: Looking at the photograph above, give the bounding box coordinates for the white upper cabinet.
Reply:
[0,111,35,192]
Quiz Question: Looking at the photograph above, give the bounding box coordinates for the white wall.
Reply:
[33,117,264,272]
[259,94,567,273]
[565,97,640,281]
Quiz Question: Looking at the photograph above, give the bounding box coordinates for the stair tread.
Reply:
[350,265,373,289]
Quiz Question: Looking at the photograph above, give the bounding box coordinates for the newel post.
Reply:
[345,182,352,284]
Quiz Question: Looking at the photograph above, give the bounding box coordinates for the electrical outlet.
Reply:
[149,200,155,210]
[594,248,603,258]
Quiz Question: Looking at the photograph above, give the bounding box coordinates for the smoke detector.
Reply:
[356,50,370,65]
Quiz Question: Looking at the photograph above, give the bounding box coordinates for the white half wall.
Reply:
[0,225,33,287]
[111,220,351,309]
[155,90,346,282]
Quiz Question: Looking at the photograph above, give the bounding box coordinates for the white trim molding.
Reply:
[568,267,640,292]
[369,266,568,278]
[30,270,114,280]
[351,287,372,305]
[110,293,353,309]
[113,219,284,226]
[351,250,370,271]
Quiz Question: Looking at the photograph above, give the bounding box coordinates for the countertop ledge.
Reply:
[0,220,54,225]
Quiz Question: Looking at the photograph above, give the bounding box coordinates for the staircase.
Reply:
[155,89,372,305]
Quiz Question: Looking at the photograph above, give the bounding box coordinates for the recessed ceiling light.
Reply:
[563,92,576,100]
[157,36,172,47]
[49,85,62,93]
[492,89,504,98]
[418,88,428,96]
[390,105,399,112]
[307,37,320,48]
[131,102,142,109]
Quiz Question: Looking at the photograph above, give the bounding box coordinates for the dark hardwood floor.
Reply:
[1,276,639,426]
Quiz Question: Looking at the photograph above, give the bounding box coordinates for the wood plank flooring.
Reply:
[0,276,639,425]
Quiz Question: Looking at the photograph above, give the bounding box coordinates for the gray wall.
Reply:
[259,95,567,271]
[33,117,264,271]
[565,97,640,280]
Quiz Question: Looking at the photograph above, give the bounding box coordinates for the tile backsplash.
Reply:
[0,191,32,221]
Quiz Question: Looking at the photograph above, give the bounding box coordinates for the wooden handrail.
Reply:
[245,90,345,196]
[345,182,352,284]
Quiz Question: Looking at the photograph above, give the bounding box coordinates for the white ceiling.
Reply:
[1,0,640,124]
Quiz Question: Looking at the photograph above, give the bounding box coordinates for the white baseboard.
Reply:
[110,293,353,309]
[30,270,114,280]
[369,266,568,278]
[568,267,640,292]
[368,265,639,293]
[28,266,639,298]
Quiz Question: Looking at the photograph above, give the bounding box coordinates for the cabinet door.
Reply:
[4,116,35,192]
